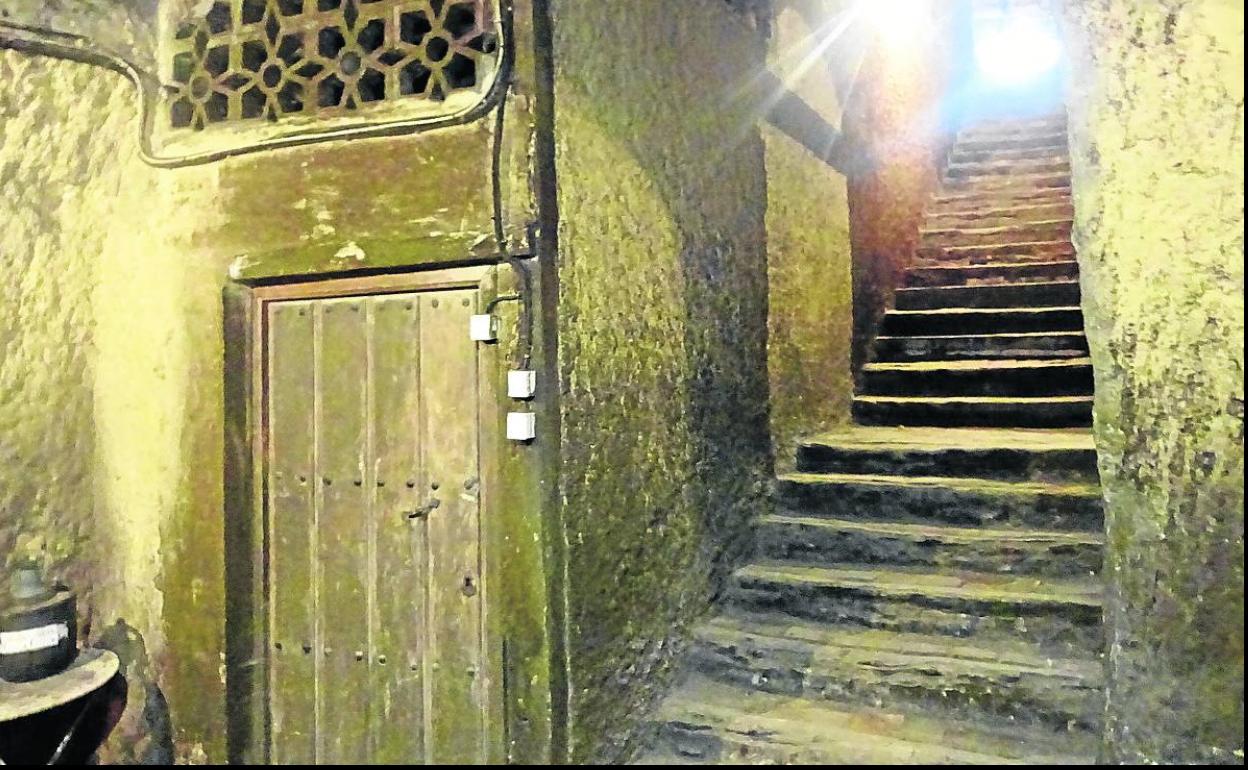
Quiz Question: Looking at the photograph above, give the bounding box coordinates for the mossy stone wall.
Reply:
[1062,0,1245,762]
[548,0,772,760]
[764,0,856,461]
[0,28,535,761]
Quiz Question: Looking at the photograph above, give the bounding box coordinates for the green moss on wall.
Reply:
[1063,0,1245,762]
[764,2,856,461]
[0,50,223,763]
[1,33,533,762]
[549,1,772,760]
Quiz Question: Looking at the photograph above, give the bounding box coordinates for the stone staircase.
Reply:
[636,113,1105,764]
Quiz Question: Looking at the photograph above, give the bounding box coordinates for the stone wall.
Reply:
[1,14,535,759]
[0,50,221,763]
[1062,0,1245,762]
[548,0,772,761]
[764,0,856,461]
[843,1,958,372]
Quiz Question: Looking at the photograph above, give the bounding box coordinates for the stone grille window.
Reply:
[167,0,499,131]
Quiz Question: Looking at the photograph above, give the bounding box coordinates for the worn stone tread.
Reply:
[777,471,1099,499]
[641,675,1098,765]
[690,614,1104,730]
[862,356,1092,373]
[853,394,1094,405]
[802,425,1094,452]
[756,512,1103,575]
[871,332,1088,362]
[932,188,1072,206]
[920,219,1072,238]
[852,396,1094,428]
[886,304,1082,318]
[920,238,1075,260]
[759,512,1103,547]
[945,159,1071,177]
[735,562,1102,608]
[894,280,1081,311]
[698,611,1103,700]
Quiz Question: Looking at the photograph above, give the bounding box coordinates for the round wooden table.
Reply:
[0,649,120,765]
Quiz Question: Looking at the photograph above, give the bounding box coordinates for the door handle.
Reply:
[406,498,440,519]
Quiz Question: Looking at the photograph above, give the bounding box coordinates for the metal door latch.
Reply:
[406,499,440,519]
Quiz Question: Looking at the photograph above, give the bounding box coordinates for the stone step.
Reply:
[952,132,1069,155]
[795,426,1098,481]
[919,219,1072,248]
[728,562,1103,653]
[872,332,1089,362]
[852,395,1094,428]
[950,145,1070,165]
[904,260,1080,288]
[925,200,1075,229]
[638,674,1098,765]
[689,613,1103,729]
[860,358,1094,398]
[774,472,1102,530]
[880,306,1085,336]
[945,158,1071,181]
[960,115,1067,135]
[756,513,1103,576]
[917,238,1076,263]
[958,118,1067,138]
[931,186,1071,210]
[943,173,1072,195]
[894,280,1080,310]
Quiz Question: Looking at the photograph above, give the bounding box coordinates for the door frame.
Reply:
[223,264,510,764]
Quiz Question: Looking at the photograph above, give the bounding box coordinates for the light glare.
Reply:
[861,0,925,48]
[974,13,1064,86]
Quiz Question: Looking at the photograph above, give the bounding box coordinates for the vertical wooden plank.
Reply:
[223,284,265,764]
[315,298,371,764]
[267,301,316,764]
[369,294,428,763]
[422,289,486,764]
[474,269,510,766]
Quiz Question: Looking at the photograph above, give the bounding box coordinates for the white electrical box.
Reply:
[469,314,498,342]
[508,370,537,399]
[506,412,537,441]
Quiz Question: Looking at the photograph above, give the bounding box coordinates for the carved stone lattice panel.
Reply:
[166,0,498,131]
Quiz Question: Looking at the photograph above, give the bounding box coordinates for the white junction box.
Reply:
[508,370,537,399]
[469,314,498,342]
[506,412,537,441]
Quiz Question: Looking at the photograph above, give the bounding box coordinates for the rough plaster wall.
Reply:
[92,160,228,766]
[1,51,182,763]
[843,2,953,372]
[1062,0,1245,762]
[0,51,108,617]
[550,0,771,761]
[765,1,855,461]
[4,5,533,761]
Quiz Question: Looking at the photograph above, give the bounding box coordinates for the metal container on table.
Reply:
[0,565,77,683]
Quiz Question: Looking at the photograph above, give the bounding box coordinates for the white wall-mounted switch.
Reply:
[506,412,537,441]
[469,314,498,342]
[508,370,537,399]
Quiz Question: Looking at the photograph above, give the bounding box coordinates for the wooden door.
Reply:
[262,285,491,764]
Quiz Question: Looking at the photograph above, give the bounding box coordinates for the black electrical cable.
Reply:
[0,9,516,169]
[2,4,535,366]
[489,0,535,370]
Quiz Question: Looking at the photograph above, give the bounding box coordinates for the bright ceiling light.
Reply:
[974,11,1064,87]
